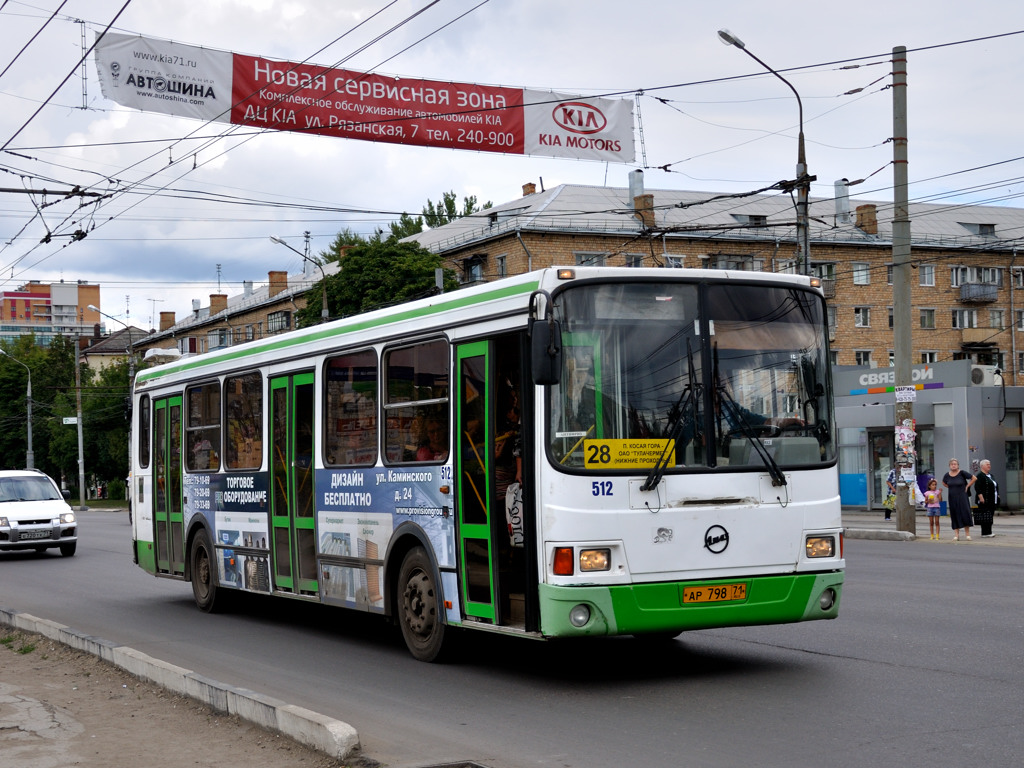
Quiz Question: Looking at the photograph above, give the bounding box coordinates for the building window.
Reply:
[888,350,895,367]
[919,264,935,286]
[952,266,1001,287]
[245,325,255,341]
[626,254,644,268]
[496,254,507,278]
[854,307,871,327]
[920,308,936,329]
[574,252,606,267]
[855,350,872,366]
[888,307,894,329]
[852,263,870,285]
[886,265,893,285]
[920,351,938,364]
[990,309,1006,330]
[267,310,291,334]
[812,263,836,280]
[952,309,978,329]
[827,305,837,336]
[207,327,231,349]
[829,350,838,366]
[712,254,763,271]
[665,255,684,268]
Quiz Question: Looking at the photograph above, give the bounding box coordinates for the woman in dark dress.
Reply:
[942,458,975,541]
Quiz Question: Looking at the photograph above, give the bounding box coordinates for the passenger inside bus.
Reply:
[416,419,449,462]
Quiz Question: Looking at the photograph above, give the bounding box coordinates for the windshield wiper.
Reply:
[641,339,701,492]
[713,349,787,488]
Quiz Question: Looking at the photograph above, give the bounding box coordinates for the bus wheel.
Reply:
[190,529,223,613]
[397,547,446,662]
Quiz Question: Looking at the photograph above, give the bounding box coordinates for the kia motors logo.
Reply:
[553,101,607,134]
[703,525,730,554]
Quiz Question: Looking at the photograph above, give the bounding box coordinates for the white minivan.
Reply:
[0,469,77,557]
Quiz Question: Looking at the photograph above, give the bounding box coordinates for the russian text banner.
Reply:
[95,33,634,163]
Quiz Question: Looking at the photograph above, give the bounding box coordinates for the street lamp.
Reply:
[270,235,329,322]
[718,29,814,275]
[0,349,33,469]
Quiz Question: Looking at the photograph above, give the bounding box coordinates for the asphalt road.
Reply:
[2,510,1022,768]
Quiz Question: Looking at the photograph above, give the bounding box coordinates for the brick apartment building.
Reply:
[406,171,1024,384]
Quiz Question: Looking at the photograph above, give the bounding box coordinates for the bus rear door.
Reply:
[269,372,319,597]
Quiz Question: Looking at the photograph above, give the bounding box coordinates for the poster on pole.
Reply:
[94,33,635,163]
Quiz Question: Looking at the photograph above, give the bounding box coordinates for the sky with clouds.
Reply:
[2,0,1023,328]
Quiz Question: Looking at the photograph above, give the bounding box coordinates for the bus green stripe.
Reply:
[137,279,539,385]
[537,573,844,636]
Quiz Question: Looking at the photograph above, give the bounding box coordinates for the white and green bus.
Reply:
[130,266,844,661]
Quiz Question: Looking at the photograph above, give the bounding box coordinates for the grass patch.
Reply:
[0,634,15,646]
[17,643,36,654]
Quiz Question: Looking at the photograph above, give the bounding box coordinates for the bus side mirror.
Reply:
[530,317,562,386]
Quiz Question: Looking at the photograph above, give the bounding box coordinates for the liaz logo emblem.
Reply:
[553,102,607,134]
[703,525,729,554]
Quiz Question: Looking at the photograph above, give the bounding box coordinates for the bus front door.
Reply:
[456,335,528,628]
[153,396,185,576]
[269,372,319,597]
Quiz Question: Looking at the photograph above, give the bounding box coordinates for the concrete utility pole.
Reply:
[891,46,916,535]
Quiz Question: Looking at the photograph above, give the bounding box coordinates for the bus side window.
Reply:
[324,350,378,466]
[225,372,263,470]
[185,382,221,472]
[383,340,450,465]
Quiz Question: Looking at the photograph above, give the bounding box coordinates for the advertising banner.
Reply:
[95,32,635,163]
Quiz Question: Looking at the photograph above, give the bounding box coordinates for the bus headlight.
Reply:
[806,536,835,558]
[579,548,610,572]
[819,588,836,611]
[569,604,591,627]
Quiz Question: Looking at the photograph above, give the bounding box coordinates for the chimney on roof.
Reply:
[855,203,878,235]
[268,270,288,297]
[633,193,655,229]
[159,311,176,331]
[243,280,253,297]
[835,179,851,224]
[210,294,227,316]
[192,299,201,317]
[522,182,536,196]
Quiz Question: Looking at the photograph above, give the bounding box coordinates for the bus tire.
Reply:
[397,546,447,662]
[190,528,223,613]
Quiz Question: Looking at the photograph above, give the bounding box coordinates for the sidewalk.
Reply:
[842,507,1024,544]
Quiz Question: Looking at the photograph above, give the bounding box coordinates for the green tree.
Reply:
[297,238,458,325]
[422,191,492,228]
[388,212,424,240]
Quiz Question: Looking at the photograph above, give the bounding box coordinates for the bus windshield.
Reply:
[547,280,835,471]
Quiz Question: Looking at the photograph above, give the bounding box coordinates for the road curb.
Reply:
[0,606,359,760]
[844,527,916,541]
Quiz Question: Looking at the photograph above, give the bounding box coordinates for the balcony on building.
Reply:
[959,282,998,303]
[960,327,998,347]
[819,278,836,298]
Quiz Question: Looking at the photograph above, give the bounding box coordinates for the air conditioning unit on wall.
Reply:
[970,364,1002,386]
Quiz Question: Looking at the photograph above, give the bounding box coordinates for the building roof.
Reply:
[142,262,339,344]
[85,326,149,355]
[407,181,1024,255]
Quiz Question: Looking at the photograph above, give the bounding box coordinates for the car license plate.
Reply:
[20,529,50,540]
[682,583,747,604]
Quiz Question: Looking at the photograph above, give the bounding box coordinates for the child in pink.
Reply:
[924,478,942,540]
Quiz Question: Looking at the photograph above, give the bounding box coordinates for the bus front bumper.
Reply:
[537,572,844,637]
